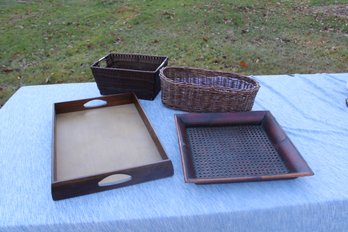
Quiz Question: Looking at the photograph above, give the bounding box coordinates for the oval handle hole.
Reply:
[84,99,107,108]
[98,174,132,187]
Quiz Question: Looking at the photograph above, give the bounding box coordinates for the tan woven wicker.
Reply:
[160,67,260,112]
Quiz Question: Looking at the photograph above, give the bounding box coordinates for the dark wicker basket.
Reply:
[91,53,168,100]
[160,67,260,112]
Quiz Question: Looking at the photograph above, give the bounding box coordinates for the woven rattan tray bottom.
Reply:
[187,125,289,179]
[175,111,313,184]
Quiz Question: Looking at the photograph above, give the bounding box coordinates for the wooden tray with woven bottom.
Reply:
[52,93,173,200]
[175,111,313,184]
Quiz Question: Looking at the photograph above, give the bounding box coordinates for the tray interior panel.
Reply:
[55,103,163,182]
[186,125,289,179]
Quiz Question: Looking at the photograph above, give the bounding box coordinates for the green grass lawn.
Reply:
[1,0,348,106]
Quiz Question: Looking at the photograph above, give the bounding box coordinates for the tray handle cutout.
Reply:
[84,99,107,108]
[98,174,132,187]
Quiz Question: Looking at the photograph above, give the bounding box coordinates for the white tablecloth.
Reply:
[0,73,347,231]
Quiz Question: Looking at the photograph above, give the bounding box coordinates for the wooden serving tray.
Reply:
[175,111,313,184]
[52,93,173,200]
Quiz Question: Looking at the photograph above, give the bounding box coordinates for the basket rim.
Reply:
[160,66,260,92]
[91,53,168,74]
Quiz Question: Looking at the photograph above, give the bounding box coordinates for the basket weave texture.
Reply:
[160,67,260,112]
[91,53,168,100]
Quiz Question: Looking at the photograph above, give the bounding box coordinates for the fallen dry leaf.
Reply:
[114,37,122,45]
[45,76,50,84]
[239,60,248,68]
[161,10,175,19]
[2,68,14,73]
[1,66,14,73]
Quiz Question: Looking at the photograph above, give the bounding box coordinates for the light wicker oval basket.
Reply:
[160,66,260,112]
